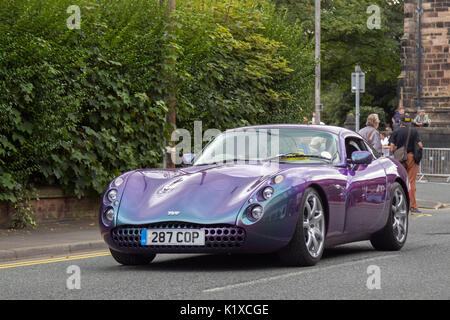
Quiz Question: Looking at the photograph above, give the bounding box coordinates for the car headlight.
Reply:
[102,207,115,227]
[248,205,264,221]
[262,186,274,200]
[105,208,115,222]
[107,189,118,202]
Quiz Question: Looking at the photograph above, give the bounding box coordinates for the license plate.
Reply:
[141,229,205,246]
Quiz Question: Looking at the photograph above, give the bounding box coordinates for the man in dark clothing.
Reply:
[392,107,405,131]
[389,114,423,213]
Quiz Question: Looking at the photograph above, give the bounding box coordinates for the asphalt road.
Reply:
[1,208,449,300]
[416,181,450,204]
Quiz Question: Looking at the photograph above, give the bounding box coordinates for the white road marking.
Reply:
[203,254,400,293]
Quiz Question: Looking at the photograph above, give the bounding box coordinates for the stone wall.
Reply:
[0,187,100,228]
[417,127,450,148]
[399,0,450,127]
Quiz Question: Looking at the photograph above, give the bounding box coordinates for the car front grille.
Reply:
[111,222,246,249]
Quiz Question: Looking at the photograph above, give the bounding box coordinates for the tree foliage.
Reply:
[0,0,314,226]
[274,0,403,126]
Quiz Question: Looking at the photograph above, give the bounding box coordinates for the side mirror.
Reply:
[351,151,373,165]
[181,153,195,166]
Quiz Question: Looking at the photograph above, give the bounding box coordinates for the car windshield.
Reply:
[193,128,340,166]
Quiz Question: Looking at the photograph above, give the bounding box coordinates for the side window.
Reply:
[363,140,380,159]
[355,138,368,151]
[345,137,367,160]
[345,136,380,161]
[345,138,358,160]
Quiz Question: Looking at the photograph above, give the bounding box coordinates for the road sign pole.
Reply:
[352,65,364,132]
[355,66,360,131]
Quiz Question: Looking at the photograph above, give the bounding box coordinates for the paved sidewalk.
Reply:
[0,217,106,262]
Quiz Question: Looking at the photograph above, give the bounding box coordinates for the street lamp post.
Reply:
[163,0,176,168]
[314,0,321,125]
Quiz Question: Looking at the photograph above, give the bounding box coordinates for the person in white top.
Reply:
[380,132,390,157]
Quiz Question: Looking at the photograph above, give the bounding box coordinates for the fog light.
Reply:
[249,205,264,221]
[262,186,274,200]
[105,208,115,222]
[107,189,118,202]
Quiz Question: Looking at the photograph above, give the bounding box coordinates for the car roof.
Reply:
[226,124,355,136]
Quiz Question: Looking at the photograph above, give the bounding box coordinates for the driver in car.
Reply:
[309,137,325,155]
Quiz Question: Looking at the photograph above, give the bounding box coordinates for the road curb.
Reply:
[0,241,107,263]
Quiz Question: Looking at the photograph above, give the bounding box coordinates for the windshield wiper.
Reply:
[194,158,256,166]
[194,158,245,166]
[193,162,218,166]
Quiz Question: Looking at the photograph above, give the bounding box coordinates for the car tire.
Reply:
[110,248,156,266]
[370,182,409,251]
[277,188,326,267]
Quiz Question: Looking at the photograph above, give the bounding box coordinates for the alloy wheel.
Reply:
[303,193,325,258]
[392,188,408,243]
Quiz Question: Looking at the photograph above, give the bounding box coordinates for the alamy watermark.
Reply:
[366,265,381,290]
[66,265,81,290]
[366,5,381,30]
[168,121,281,173]
[66,5,81,30]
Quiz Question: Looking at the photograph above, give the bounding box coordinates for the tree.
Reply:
[0,0,314,228]
[274,0,404,127]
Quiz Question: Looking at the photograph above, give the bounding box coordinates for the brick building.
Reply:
[399,0,450,128]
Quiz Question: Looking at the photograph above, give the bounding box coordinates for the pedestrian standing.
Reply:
[389,114,423,214]
[380,132,390,157]
[385,123,393,134]
[392,107,405,131]
[358,113,382,154]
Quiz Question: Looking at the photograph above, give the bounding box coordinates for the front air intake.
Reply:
[111,222,246,249]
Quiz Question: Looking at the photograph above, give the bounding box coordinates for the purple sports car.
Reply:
[99,125,410,266]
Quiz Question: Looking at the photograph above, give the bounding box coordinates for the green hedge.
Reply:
[0,0,314,226]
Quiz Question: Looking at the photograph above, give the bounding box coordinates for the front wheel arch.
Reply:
[278,187,328,266]
[371,182,409,251]
[394,178,410,210]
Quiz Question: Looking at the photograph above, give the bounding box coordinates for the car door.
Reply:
[344,136,387,234]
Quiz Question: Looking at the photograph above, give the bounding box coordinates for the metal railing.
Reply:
[418,148,450,182]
